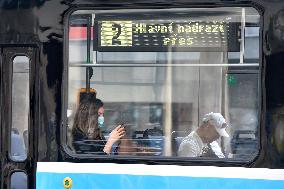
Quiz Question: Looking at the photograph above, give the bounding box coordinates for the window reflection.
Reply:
[10,172,27,189]
[67,7,260,161]
[10,56,29,161]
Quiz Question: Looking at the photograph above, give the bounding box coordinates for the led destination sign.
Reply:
[95,20,240,52]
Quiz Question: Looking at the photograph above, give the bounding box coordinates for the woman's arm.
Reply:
[103,125,125,154]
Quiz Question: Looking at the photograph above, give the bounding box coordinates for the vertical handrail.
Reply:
[240,8,246,64]
[86,15,92,92]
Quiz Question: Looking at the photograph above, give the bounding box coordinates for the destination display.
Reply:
[94,20,240,52]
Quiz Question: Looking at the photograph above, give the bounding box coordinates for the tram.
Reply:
[0,0,284,189]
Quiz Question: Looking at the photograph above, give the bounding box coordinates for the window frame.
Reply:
[62,5,263,165]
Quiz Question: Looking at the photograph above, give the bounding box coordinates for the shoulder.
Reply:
[72,128,86,140]
[178,132,201,157]
[180,132,198,146]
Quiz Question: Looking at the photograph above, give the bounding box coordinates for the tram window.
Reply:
[66,7,260,161]
[10,56,29,161]
[10,172,27,189]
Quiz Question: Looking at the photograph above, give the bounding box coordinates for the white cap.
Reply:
[202,112,229,137]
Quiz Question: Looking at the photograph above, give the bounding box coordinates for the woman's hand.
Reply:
[103,125,125,154]
[108,125,126,144]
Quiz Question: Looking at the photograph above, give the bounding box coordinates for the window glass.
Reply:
[67,7,260,160]
[10,172,27,189]
[10,56,29,161]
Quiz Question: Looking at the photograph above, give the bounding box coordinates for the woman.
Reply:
[72,96,125,154]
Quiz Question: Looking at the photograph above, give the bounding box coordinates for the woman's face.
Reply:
[98,107,104,116]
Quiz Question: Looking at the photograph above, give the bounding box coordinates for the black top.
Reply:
[72,128,107,155]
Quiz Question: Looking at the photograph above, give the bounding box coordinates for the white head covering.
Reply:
[202,112,229,137]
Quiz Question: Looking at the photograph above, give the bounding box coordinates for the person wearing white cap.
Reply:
[178,112,229,158]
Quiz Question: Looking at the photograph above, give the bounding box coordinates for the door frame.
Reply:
[0,46,38,189]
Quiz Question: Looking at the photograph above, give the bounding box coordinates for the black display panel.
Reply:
[93,14,241,52]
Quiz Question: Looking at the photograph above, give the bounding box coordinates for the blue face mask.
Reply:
[98,115,104,128]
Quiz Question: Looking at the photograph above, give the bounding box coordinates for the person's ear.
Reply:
[205,121,210,128]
